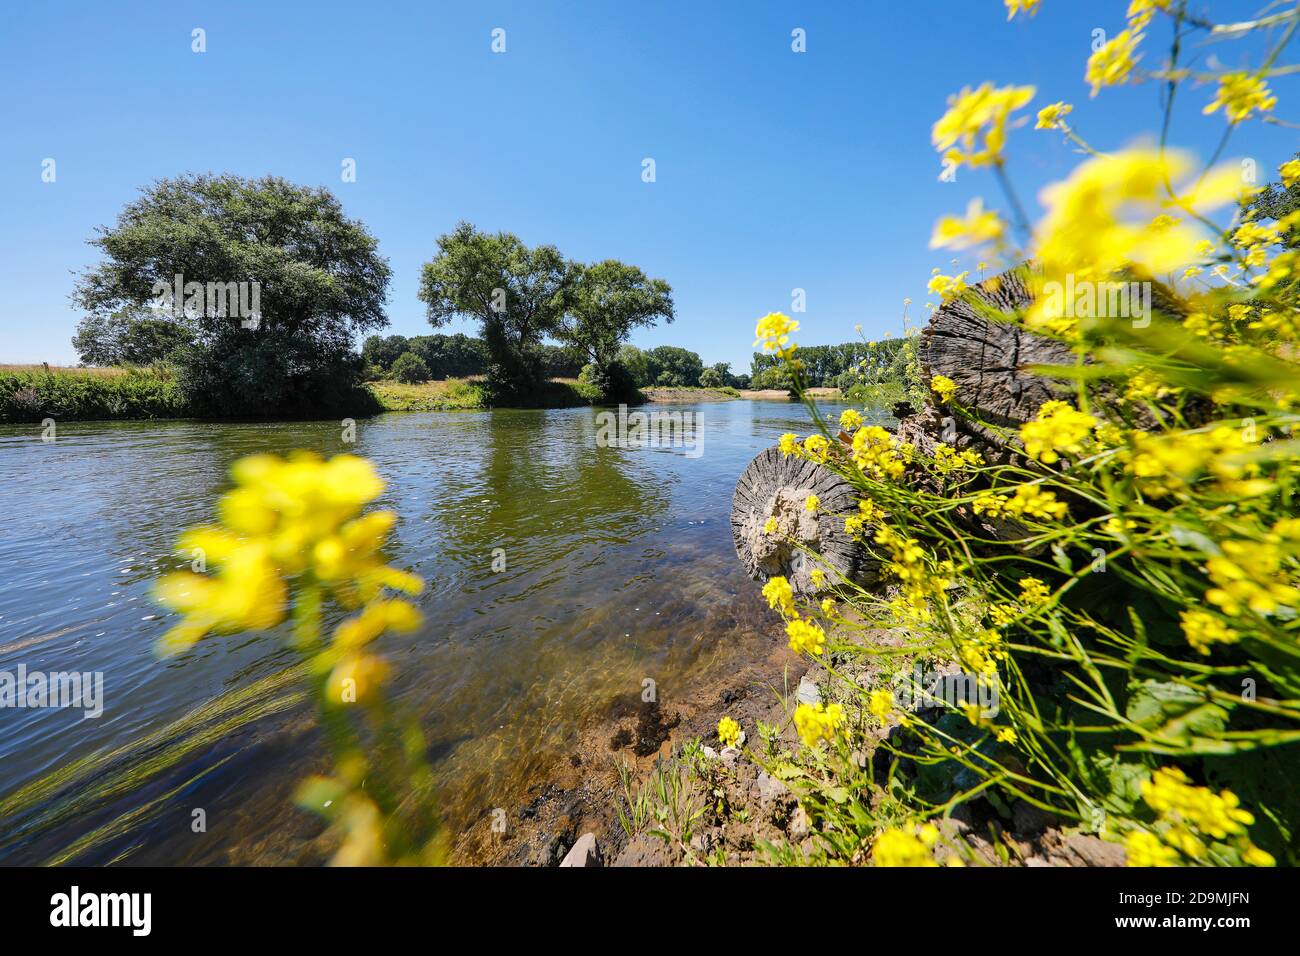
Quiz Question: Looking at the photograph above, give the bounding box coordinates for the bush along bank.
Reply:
[0,366,186,423]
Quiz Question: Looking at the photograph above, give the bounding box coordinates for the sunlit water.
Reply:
[0,399,860,864]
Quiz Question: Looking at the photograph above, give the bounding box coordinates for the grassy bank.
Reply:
[643,386,740,402]
[0,365,186,423]
[370,376,596,411]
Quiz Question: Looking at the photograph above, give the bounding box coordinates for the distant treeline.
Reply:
[749,337,918,391]
[363,333,750,391]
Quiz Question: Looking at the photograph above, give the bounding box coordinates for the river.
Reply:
[0,398,858,864]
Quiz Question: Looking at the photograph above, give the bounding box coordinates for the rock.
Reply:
[796,675,821,706]
[789,805,810,838]
[702,745,719,760]
[611,832,677,867]
[755,771,789,804]
[559,832,601,867]
[720,746,740,764]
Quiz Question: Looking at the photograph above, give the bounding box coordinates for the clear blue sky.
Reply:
[1,1,1294,371]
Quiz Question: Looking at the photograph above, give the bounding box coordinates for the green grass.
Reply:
[369,377,488,411]
[0,365,187,423]
[369,376,596,411]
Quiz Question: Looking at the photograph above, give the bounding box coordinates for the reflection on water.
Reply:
[0,399,864,864]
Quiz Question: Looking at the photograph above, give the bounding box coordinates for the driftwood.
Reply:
[731,268,1070,594]
[731,446,884,595]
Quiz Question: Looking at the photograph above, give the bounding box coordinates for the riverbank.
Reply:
[2,365,773,422]
[473,608,1125,867]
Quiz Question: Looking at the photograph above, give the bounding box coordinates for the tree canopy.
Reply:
[73,174,390,416]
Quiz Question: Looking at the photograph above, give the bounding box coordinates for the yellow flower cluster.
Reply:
[1205,539,1299,617]
[874,524,954,622]
[959,628,1007,677]
[872,823,941,867]
[1179,609,1239,655]
[754,312,800,358]
[778,432,799,456]
[972,483,1069,521]
[155,453,422,656]
[1085,29,1142,96]
[839,408,863,433]
[868,688,894,721]
[717,716,741,748]
[1034,101,1072,130]
[930,198,1005,251]
[844,498,884,537]
[793,701,844,747]
[803,433,832,463]
[927,271,969,301]
[933,442,983,475]
[1019,576,1050,605]
[1019,401,1097,464]
[1203,73,1276,124]
[1129,767,1274,866]
[929,375,957,403]
[762,575,795,617]
[804,494,820,513]
[932,83,1036,170]
[1004,0,1040,21]
[852,425,909,480]
[1124,425,1256,498]
[786,617,827,657]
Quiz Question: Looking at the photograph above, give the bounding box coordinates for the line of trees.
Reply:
[748,337,914,390]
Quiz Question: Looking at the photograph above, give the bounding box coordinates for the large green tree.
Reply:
[646,345,704,387]
[72,307,194,366]
[557,260,674,398]
[417,222,572,396]
[73,174,390,416]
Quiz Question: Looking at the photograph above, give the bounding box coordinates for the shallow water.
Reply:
[0,398,862,864]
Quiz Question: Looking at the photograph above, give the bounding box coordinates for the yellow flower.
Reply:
[786,617,827,657]
[851,425,907,480]
[1205,540,1299,617]
[1203,73,1277,124]
[717,716,741,748]
[1125,829,1180,867]
[959,628,1007,676]
[1013,578,1048,606]
[762,575,795,616]
[995,727,1018,744]
[868,688,894,721]
[1019,400,1096,464]
[872,825,940,867]
[933,442,983,475]
[804,493,820,513]
[1282,159,1300,189]
[989,603,1019,626]
[838,408,863,433]
[932,83,1036,169]
[810,568,826,587]
[1179,609,1238,655]
[1142,767,1256,841]
[803,434,831,463]
[973,484,1069,521]
[1004,0,1040,20]
[930,198,1006,250]
[326,651,391,706]
[762,516,778,535]
[1086,29,1142,96]
[1035,101,1073,130]
[778,432,800,457]
[754,311,800,356]
[930,375,957,403]
[793,701,844,747]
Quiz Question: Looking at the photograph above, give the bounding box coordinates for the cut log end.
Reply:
[731,446,880,596]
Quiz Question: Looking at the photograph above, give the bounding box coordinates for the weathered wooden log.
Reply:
[919,268,1073,432]
[731,446,884,595]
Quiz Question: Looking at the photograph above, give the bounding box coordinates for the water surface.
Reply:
[0,399,857,864]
